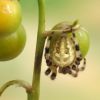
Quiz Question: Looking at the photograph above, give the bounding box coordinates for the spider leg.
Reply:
[58,65,78,77]
[70,63,79,77]
[50,65,58,80]
[45,68,51,75]
[70,57,86,77]
[58,67,62,73]
[70,70,78,77]
[71,32,83,65]
[71,32,83,60]
[45,36,52,62]
[45,36,57,80]
[78,58,86,71]
[70,58,86,77]
[69,32,85,77]
[45,36,52,75]
[70,32,87,75]
[61,65,78,77]
[59,66,69,74]
[45,65,57,80]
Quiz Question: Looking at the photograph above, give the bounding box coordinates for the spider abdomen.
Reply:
[51,35,75,67]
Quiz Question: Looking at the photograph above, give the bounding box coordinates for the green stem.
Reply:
[27,92,33,100]
[0,80,32,96]
[29,0,46,100]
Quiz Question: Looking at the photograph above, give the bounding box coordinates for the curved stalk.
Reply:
[0,80,32,96]
[30,0,46,100]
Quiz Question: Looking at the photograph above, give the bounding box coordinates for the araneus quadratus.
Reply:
[44,21,86,80]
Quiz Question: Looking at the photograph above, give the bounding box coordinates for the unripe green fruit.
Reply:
[0,25,26,61]
[0,0,22,37]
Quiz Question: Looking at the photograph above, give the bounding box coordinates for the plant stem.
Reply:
[29,0,46,100]
[27,92,33,100]
[0,80,32,96]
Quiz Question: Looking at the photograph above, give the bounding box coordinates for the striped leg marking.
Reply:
[50,65,57,80]
[45,65,57,80]
[45,36,52,63]
[78,58,86,71]
[71,32,82,60]
[45,36,58,80]
[71,32,86,71]
[45,36,52,76]
[70,32,85,77]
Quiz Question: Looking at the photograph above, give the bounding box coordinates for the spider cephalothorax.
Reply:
[44,21,86,80]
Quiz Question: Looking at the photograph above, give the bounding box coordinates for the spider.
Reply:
[44,21,86,80]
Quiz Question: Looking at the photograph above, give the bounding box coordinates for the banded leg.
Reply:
[50,65,57,80]
[69,55,86,77]
[59,65,78,77]
[45,36,52,75]
[71,32,87,70]
[70,63,79,77]
[69,32,83,77]
[45,36,58,80]
[45,65,57,80]
[45,35,52,61]
[71,32,83,61]
[78,58,86,71]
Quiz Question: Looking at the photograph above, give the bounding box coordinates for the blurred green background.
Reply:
[0,0,100,100]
